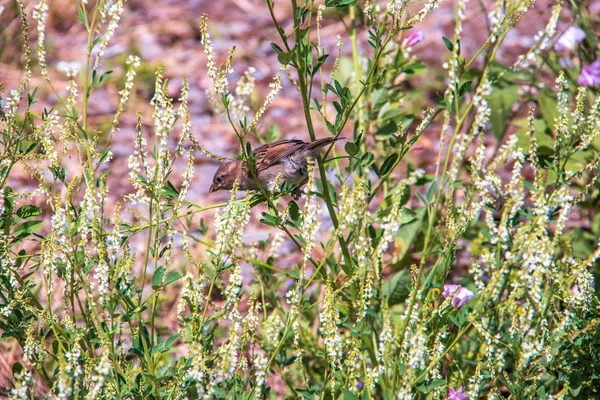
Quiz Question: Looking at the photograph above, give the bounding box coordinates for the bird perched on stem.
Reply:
[209,137,342,197]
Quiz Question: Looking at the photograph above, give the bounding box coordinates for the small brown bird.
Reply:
[209,137,342,196]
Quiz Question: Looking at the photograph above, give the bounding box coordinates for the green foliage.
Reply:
[1,0,599,399]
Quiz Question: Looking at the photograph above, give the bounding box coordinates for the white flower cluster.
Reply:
[35,109,61,166]
[375,184,406,259]
[94,261,111,306]
[536,1,561,51]
[110,55,141,138]
[406,0,442,27]
[387,0,408,21]
[299,161,321,269]
[10,369,32,400]
[93,0,124,70]
[150,70,177,194]
[579,101,600,150]
[223,264,243,320]
[200,14,232,96]
[337,178,367,234]
[268,231,284,259]
[230,67,256,120]
[33,0,49,77]
[126,115,150,204]
[319,279,343,380]
[263,313,285,347]
[488,2,505,44]
[86,352,111,399]
[213,187,250,256]
[249,71,282,131]
[252,353,268,390]
[4,89,22,121]
[23,320,40,363]
[65,67,79,127]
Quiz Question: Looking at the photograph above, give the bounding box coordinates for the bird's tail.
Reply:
[307,136,345,150]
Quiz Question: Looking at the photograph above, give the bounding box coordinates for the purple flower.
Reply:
[443,284,474,308]
[404,30,424,47]
[578,61,600,87]
[554,26,585,52]
[447,386,468,400]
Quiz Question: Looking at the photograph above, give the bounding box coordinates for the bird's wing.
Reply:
[254,140,305,171]
[253,137,341,171]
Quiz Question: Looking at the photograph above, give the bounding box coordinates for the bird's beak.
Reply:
[209,183,221,193]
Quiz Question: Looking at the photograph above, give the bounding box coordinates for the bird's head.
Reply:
[209,161,241,193]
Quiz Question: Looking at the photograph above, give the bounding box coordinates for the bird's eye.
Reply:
[216,176,223,184]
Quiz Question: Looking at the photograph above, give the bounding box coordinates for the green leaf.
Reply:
[399,207,417,224]
[260,212,278,227]
[345,142,359,156]
[416,379,447,394]
[325,0,358,8]
[340,388,360,400]
[270,42,283,54]
[489,86,519,139]
[17,205,42,219]
[442,37,454,52]
[458,80,472,97]
[277,51,294,66]
[77,5,88,27]
[379,153,399,176]
[13,220,43,236]
[49,167,67,181]
[165,334,178,349]
[426,182,436,202]
[538,89,558,131]
[99,71,113,85]
[164,272,182,286]
[416,192,427,206]
[311,54,329,77]
[98,147,112,164]
[383,269,411,306]
[28,87,39,106]
[288,200,301,226]
[152,266,166,290]
[295,388,315,399]
[361,152,375,167]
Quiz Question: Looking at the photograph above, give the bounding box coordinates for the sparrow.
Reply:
[209,137,342,196]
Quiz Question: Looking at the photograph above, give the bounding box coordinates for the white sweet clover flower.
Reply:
[406,0,443,27]
[299,161,320,269]
[34,109,60,166]
[85,351,111,400]
[110,55,141,139]
[249,71,282,131]
[32,0,49,77]
[126,114,150,203]
[213,185,250,256]
[4,89,22,120]
[337,179,367,234]
[200,14,232,97]
[319,278,343,384]
[252,353,268,390]
[93,0,124,70]
[230,67,256,120]
[263,313,285,347]
[10,369,33,400]
[223,264,242,320]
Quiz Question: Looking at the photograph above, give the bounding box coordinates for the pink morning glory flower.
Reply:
[578,61,600,87]
[554,26,585,52]
[404,30,424,47]
[443,284,474,308]
[447,386,468,400]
